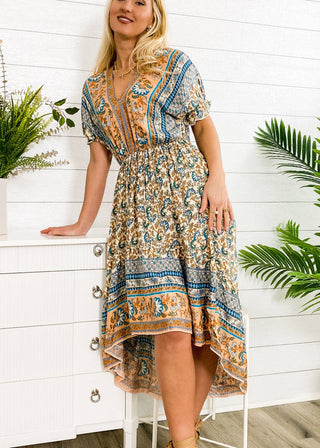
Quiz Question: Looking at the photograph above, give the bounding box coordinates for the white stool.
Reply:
[139,306,249,448]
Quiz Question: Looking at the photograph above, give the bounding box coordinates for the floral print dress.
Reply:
[81,47,247,399]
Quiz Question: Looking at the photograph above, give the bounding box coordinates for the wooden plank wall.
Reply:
[1,0,320,411]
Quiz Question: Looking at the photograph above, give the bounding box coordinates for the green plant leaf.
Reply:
[54,98,66,106]
[66,118,75,127]
[52,109,60,121]
[253,118,320,184]
[65,107,79,115]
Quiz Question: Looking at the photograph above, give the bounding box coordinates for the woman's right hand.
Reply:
[40,222,89,236]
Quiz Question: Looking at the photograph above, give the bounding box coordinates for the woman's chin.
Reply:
[113,28,143,39]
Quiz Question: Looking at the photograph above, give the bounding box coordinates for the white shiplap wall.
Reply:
[1,0,320,412]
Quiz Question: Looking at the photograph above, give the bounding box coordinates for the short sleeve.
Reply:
[174,53,212,126]
[81,81,110,151]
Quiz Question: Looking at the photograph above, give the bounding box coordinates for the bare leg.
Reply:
[154,331,197,441]
[192,342,219,421]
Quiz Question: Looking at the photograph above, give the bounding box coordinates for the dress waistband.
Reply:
[119,137,194,165]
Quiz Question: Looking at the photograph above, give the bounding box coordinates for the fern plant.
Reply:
[238,117,320,314]
[0,39,79,178]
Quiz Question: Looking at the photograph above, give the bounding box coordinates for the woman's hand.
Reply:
[40,222,88,236]
[198,174,234,233]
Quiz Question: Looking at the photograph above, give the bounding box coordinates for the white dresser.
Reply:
[0,228,139,448]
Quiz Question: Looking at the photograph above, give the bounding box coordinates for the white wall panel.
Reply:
[1,0,319,410]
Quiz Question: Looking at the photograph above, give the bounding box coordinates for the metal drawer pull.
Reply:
[90,388,101,403]
[93,244,104,257]
[89,337,100,350]
[92,285,103,298]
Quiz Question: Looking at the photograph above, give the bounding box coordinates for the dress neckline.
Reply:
[107,66,139,102]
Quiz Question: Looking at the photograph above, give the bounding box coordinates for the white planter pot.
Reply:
[0,178,7,235]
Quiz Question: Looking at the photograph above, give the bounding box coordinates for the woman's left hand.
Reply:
[198,174,234,233]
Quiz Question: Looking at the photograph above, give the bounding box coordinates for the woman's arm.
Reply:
[40,142,112,235]
[77,142,112,233]
[191,116,234,233]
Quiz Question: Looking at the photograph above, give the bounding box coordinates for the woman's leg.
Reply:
[192,343,219,420]
[154,331,196,441]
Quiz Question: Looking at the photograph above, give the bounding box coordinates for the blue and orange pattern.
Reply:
[81,48,247,398]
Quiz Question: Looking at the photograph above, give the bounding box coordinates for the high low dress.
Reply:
[81,47,247,399]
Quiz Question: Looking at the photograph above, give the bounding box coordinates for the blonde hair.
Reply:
[92,0,169,76]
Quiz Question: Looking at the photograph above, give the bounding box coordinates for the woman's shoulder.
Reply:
[85,70,105,85]
[82,69,106,101]
[158,47,192,64]
[152,48,194,79]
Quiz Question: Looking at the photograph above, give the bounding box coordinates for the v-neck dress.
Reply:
[81,47,247,399]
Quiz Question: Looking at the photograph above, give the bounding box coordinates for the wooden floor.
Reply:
[23,399,320,448]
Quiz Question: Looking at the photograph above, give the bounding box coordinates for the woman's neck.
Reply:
[113,34,137,70]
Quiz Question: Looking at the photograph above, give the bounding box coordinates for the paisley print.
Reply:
[81,47,247,399]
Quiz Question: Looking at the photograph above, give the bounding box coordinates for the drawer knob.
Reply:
[90,337,100,350]
[90,388,101,403]
[93,244,104,257]
[92,285,103,299]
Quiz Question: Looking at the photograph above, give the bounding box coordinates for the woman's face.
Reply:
[109,0,153,39]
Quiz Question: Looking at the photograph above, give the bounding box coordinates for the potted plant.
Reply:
[238,117,320,314]
[0,39,79,234]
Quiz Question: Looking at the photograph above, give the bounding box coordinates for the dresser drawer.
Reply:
[73,321,104,375]
[0,271,74,328]
[0,269,106,328]
[1,242,107,273]
[73,371,125,428]
[0,376,73,437]
[0,324,73,382]
[74,269,106,322]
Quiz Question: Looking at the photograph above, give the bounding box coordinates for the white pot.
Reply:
[0,178,7,235]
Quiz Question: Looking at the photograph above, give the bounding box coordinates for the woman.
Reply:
[41,1,247,447]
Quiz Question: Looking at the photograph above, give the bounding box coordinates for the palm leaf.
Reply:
[285,274,320,313]
[298,293,320,313]
[238,238,320,312]
[254,118,320,190]
[275,220,320,272]
[238,243,313,285]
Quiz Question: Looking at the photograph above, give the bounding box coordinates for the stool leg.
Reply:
[208,396,217,420]
[243,391,248,448]
[123,393,138,448]
[152,397,158,448]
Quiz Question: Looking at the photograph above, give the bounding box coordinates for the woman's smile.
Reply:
[117,15,134,24]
